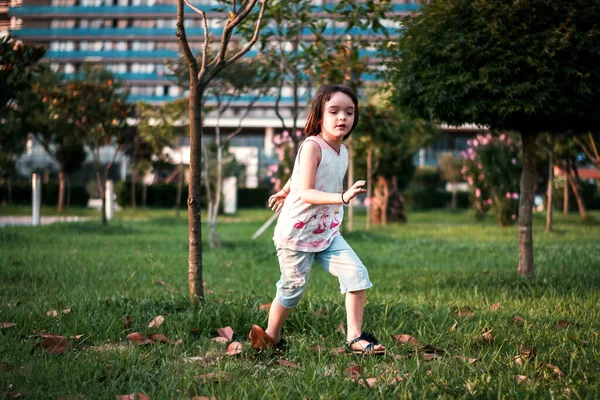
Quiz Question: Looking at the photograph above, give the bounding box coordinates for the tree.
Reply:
[176,0,267,303]
[438,152,463,211]
[29,68,87,213]
[386,0,600,278]
[59,67,132,225]
[0,36,45,200]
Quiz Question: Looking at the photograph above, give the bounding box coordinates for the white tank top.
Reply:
[273,135,348,252]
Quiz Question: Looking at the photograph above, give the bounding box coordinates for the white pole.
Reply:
[32,173,41,226]
[105,180,114,220]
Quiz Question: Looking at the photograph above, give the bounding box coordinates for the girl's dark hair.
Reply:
[304,84,359,141]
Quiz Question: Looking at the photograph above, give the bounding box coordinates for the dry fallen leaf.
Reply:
[343,365,361,379]
[124,315,132,330]
[1,322,16,329]
[337,322,346,335]
[38,335,70,354]
[211,337,229,344]
[278,359,299,368]
[519,344,537,360]
[392,334,419,346]
[197,371,232,384]
[419,344,446,355]
[126,332,151,345]
[545,363,564,378]
[258,303,271,311]
[513,316,533,327]
[149,333,169,343]
[226,342,242,356]
[455,356,478,364]
[490,302,501,310]
[515,375,531,385]
[147,315,164,329]
[217,326,234,342]
[481,328,495,343]
[450,321,458,332]
[330,347,346,356]
[423,353,441,361]
[456,308,476,317]
[115,393,149,400]
[358,377,378,388]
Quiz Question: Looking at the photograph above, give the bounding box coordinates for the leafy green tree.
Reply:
[0,36,45,199]
[385,0,600,277]
[57,67,133,225]
[176,0,267,303]
[438,152,463,211]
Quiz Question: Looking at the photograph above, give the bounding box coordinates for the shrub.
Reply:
[462,133,522,226]
[0,181,89,207]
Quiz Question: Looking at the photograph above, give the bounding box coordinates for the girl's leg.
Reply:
[345,289,385,352]
[265,298,291,344]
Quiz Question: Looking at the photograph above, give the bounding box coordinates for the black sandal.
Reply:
[345,332,385,355]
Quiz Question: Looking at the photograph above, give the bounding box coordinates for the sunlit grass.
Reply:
[1,208,599,399]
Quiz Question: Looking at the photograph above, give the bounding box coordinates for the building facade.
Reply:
[7,0,471,188]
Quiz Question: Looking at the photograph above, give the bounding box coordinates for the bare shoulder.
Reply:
[299,138,322,164]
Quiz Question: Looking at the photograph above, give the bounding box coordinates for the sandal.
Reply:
[345,332,385,355]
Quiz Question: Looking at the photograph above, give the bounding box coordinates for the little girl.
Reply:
[250,84,385,355]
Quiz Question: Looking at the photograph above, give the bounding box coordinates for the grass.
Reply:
[1,207,599,399]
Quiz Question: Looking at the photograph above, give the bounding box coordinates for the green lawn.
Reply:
[1,208,599,399]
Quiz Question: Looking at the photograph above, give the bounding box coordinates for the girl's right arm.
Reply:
[297,141,365,205]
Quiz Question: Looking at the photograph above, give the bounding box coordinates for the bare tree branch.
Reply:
[223,0,267,68]
[177,0,198,74]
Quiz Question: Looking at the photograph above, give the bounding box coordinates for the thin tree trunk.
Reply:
[7,178,12,204]
[188,83,204,304]
[563,167,569,214]
[366,145,372,231]
[568,162,587,220]
[545,149,553,233]
[131,171,136,209]
[142,183,147,208]
[66,176,71,209]
[451,183,457,211]
[57,169,65,213]
[176,159,183,219]
[518,133,537,278]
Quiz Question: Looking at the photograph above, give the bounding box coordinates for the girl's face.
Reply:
[320,91,355,141]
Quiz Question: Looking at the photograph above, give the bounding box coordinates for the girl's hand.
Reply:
[343,180,367,203]
[268,190,288,213]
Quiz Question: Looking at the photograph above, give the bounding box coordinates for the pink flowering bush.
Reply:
[461,133,522,226]
[266,130,302,191]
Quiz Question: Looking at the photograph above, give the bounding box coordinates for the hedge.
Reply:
[0,181,90,207]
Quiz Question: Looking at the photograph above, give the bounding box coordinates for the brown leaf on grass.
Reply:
[126,332,151,345]
[515,375,531,385]
[545,363,564,378]
[183,356,216,365]
[70,334,85,340]
[337,322,346,335]
[147,315,164,329]
[258,303,271,311]
[311,345,327,353]
[513,355,524,365]
[7,393,22,399]
[456,308,476,317]
[1,322,16,329]
[450,321,458,332]
[330,347,346,356]
[46,309,71,317]
[155,280,166,286]
[217,326,234,342]
[0,363,13,373]
[419,344,446,355]
[481,328,495,343]
[38,335,70,354]
[358,377,378,388]
[197,371,232,384]
[248,325,274,351]
[343,365,361,379]
[392,334,419,346]
[423,353,442,361]
[211,337,229,344]
[115,393,149,400]
[226,342,242,356]
[312,309,326,317]
[490,302,501,310]
[278,359,299,368]
[149,333,169,343]
[519,345,537,360]
[124,315,132,330]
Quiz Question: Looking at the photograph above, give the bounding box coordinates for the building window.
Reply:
[131,41,155,51]
[51,20,76,28]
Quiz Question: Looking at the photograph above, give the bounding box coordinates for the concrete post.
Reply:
[223,176,238,215]
[105,180,114,220]
[32,173,41,226]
